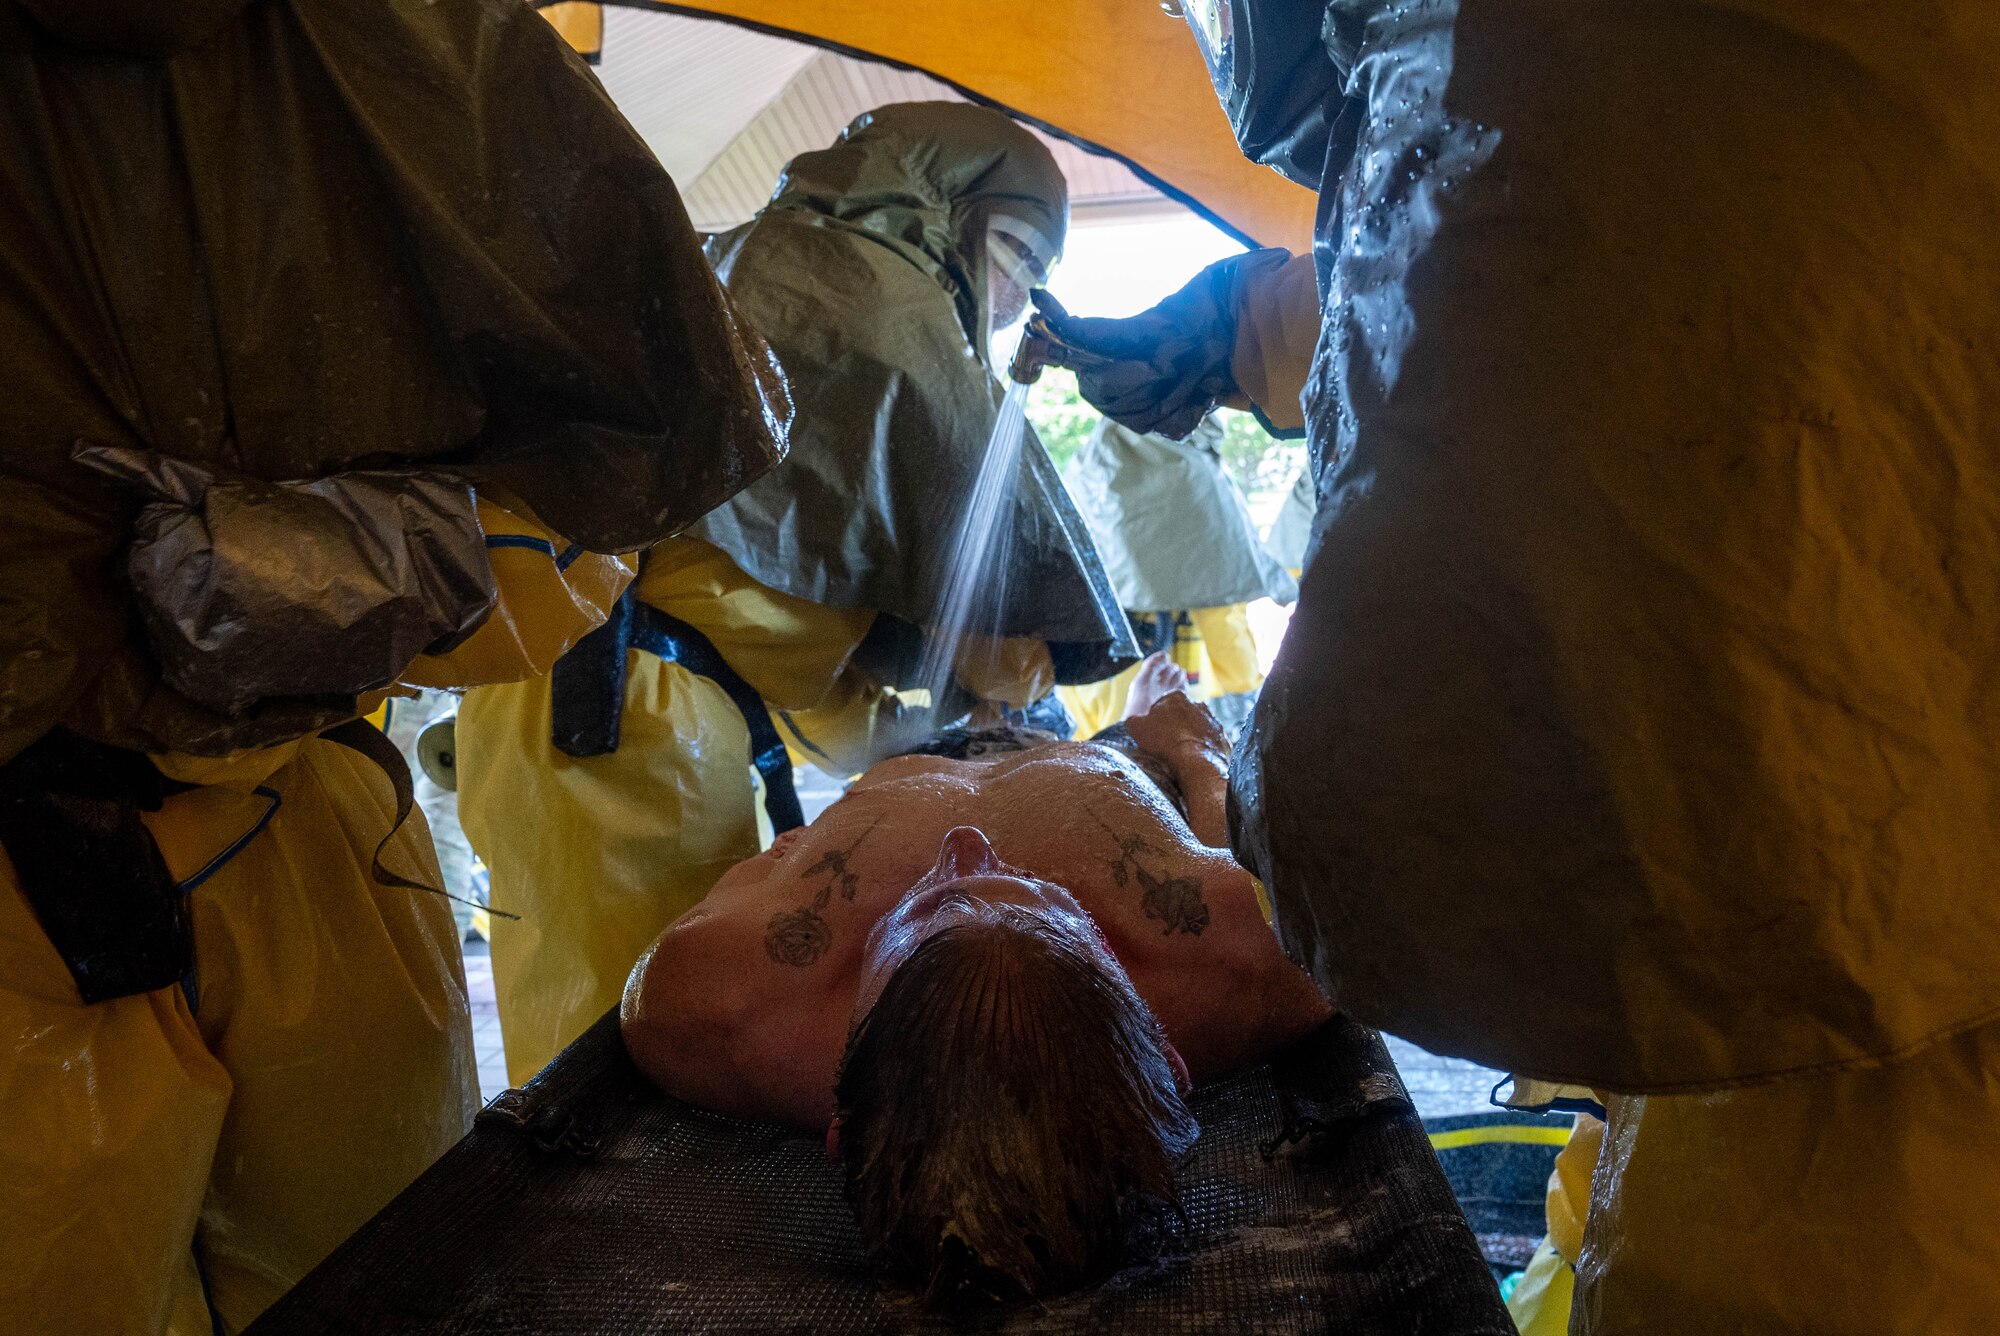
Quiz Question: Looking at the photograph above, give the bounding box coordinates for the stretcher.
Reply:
[253,1010,1512,1333]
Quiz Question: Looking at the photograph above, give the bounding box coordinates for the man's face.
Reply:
[981,219,1053,363]
[851,827,1112,1026]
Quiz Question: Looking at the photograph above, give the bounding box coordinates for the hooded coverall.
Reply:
[0,0,784,1328]
[458,103,1139,1087]
[1058,414,1297,737]
[1042,3,2000,1329]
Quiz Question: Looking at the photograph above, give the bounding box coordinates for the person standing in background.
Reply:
[456,103,1138,1089]
[1059,413,1295,736]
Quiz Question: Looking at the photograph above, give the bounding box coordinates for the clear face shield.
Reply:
[983,214,1057,372]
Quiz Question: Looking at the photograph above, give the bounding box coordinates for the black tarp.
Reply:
[254,1011,1511,1334]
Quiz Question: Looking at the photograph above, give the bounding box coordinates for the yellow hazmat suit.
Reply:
[458,538,1061,1086]
[456,542,803,1085]
[1503,1112,1602,1336]
[0,517,632,1333]
[1,739,471,1335]
[0,0,780,1324]
[1059,605,1263,740]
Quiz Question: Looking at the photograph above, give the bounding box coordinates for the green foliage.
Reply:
[1215,410,1305,502]
[1022,368,1304,508]
[1023,368,1098,475]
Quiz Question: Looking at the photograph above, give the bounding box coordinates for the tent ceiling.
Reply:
[540,2,1315,250]
[587,7,1176,234]
[591,9,819,188]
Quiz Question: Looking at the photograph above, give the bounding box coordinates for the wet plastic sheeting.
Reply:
[254,1013,1510,1334]
[0,0,786,760]
[78,451,494,718]
[1064,415,1296,613]
[1236,1,2000,1091]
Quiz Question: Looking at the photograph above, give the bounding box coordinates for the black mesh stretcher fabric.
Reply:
[252,1011,1511,1333]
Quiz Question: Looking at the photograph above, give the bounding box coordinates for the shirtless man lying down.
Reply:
[621,658,1332,1303]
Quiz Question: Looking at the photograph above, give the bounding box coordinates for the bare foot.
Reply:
[1124,652,1189,722]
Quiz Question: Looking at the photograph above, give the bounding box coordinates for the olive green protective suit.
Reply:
[0,0,787,761]
[690,103,1136,677]
[1064,415,1295,615]
[1054,1,2000,1328]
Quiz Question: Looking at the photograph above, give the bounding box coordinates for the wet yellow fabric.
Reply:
[650,0,1313,252]
[152,742,301,792]
[1,874,228,1336]
[1060,605,1261,738]
[1504,1110,1602,1336]
[1576,1021,2000,1334]
[404,499,635,691]
[1187,605,1261,698]
[634,537,872,712]
[1546,1113,1604,1266]
[0,736,476,1333]
[4,499,591,1329]
[779,672,912,779]
[1059,673,1130,744]
[457,655,759,1086]
[953,635,1057,712]
[1506,1238,1574,1336]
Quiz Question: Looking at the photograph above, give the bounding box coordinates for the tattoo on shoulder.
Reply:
[764,817,881,967]
[1090,809,1209,937]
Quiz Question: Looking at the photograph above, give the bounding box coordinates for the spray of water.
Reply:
[910,378,1032,728]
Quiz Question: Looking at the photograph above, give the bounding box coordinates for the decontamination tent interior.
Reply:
[533,0,1317,250]
[237,6,1518,1328]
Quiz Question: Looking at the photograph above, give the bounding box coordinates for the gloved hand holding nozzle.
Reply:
[1022,249,1295,438]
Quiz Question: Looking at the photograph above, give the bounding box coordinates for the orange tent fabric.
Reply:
[538,0,1315,251]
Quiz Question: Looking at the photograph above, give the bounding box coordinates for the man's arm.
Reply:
[620,886,853,1128]
[1124,686,1232,848]
[1029,249,1316,440]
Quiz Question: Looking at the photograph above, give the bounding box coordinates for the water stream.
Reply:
[910,378,1032,728]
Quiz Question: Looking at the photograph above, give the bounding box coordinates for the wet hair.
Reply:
[834,901,1199,1305]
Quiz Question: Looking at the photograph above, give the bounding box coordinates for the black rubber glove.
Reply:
[1031,249,1291,439]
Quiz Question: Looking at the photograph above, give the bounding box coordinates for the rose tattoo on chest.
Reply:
[763,818,879,967]
[1092,809,1209,936]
